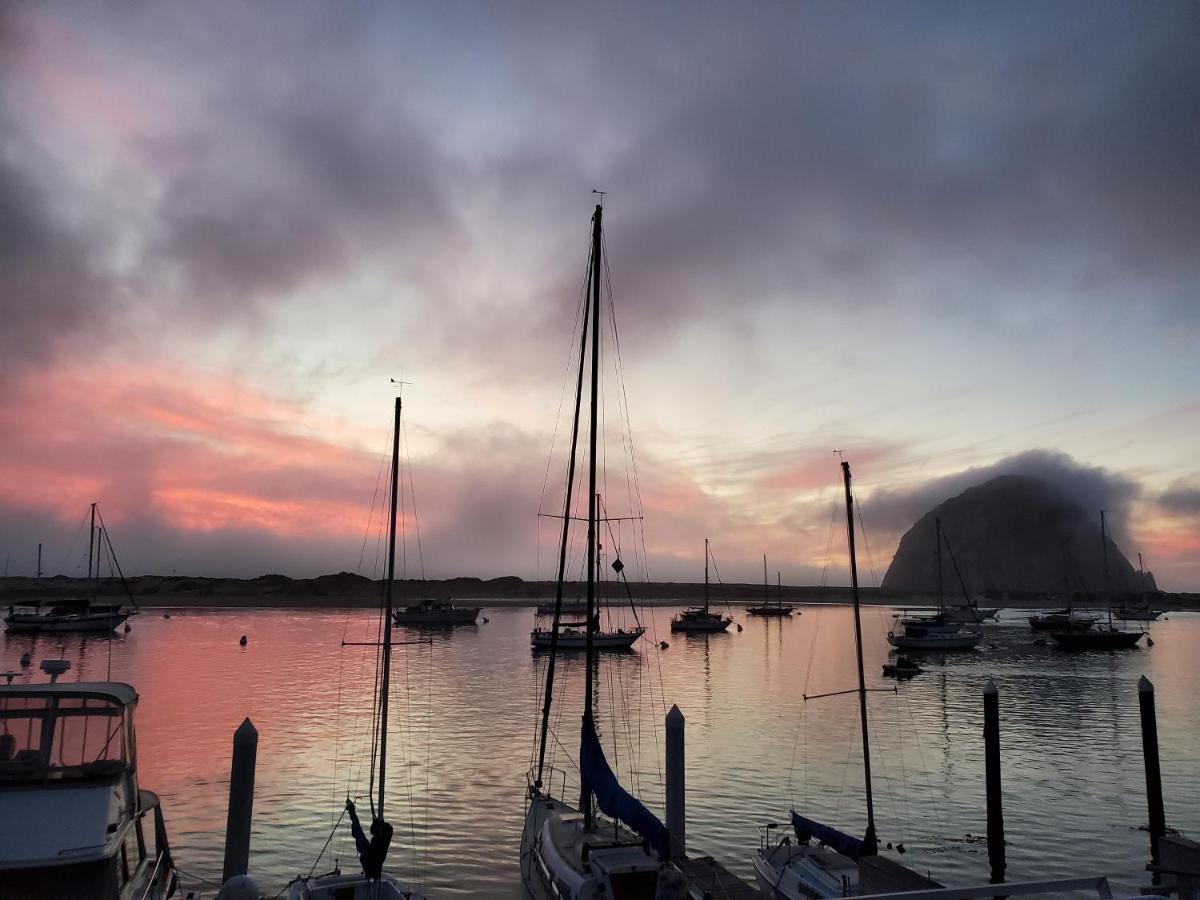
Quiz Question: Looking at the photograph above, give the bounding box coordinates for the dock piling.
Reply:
[1139,675,1166,885]
[222,717,258,883]
[666,704,685,860]
[984,678,1005,886]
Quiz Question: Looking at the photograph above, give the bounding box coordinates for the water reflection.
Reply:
[2,605,1197,897]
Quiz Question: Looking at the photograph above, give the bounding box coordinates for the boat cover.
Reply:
[791,811,863,860]
[580,712,670,859]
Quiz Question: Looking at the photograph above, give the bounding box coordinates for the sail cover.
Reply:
[791,811,864,860]
[580,713,670,859]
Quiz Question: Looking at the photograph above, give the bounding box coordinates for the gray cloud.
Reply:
[862,449,1141,547]
[1159,481,1200,518]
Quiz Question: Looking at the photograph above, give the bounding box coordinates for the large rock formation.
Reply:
[881,474,1156,595]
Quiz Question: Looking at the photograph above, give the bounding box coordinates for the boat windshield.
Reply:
[0,694,131,783]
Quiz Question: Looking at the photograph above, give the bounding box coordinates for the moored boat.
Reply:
[285,395,427,900]
[393,597,480,626]
[0,661,179,899]
[747,558,795,617]
[887,519,982,651]
[670,539,733,633]
[522,202,683,900]
[4,504,137,634]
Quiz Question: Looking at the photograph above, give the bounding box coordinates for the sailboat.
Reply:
[754,460,878,898]
[670,539,734,632]
[1111,551,1163,621]
[748,559,795,616]
[4,504,136,634]
[287,396,426,900]
[1049,512,1144,651]
[521,202,683,900]
[887,518,982,651]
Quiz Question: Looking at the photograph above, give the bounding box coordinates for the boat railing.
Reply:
[528,764,573,804]
[851,874,1132,900]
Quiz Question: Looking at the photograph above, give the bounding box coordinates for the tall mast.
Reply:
[1099,510,1110,587]
[777,570,781,609]
[88,502,96,581]
[763,554,768,606]
[534,261,592,789]
[581,202,603,828]
[379,395,401,818]
[935,517,944,613]
[703,538,710,611]
[37,543,42,579]
[841,460,878,855]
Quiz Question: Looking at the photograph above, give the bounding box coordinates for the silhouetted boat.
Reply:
[522,202,682,900]
[888,519,982,651]
[747,559,795,617]
[286,396,426,900]
[1029,608,1095,631]
[4,504,136,634]
[1112,551,1162,621]
[393,597,480,626]
[671,539,733,632]
[0,660,179,899]
[754,460,879,898]
[1048,514,1144,652]
[881,655,922,678]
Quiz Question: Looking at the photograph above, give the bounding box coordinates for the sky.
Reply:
[1,2,1197,589]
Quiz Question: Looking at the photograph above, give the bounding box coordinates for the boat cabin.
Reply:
[0,682,174,899]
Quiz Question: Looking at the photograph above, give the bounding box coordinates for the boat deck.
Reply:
[676,855,760,900]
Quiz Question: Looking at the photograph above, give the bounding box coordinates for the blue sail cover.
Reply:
[791,812,864,860]
[580,713,671,859]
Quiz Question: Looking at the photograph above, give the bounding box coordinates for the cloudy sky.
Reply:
[1,2,1197,589]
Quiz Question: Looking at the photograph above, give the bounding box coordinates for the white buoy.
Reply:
[216,874,260,900]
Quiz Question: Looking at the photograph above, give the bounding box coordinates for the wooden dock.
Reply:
[678,854,761,900]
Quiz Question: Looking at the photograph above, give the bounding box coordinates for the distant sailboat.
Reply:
[4,504,136,634]
[887,518,982,651]
[670,539,734,632]
[521,202,680,899]
[1050,513,1144,651]
[748,557,795,617]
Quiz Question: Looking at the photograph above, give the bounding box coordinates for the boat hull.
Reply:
[746,606,794,617]
[531,627,644,650]
[887,630,982,650]
[286,872,425,899]
[393,606,480,626]
[1050,629,1143,650]
[3,611,131,633]
[1112,609,1162,621]
[753,841,858,899]
[669,618,731,633]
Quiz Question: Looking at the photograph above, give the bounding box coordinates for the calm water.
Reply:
[3,604,1197,897]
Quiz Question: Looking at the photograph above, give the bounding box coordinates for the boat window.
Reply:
[0,693,128,782]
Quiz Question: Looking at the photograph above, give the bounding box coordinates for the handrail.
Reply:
[138,849,168,900]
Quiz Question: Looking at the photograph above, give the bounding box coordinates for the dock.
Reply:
[678,854,761,900]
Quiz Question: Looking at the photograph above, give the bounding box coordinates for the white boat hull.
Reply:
[753,841,858,899]
[287,872,425,899]
[887,630,983,650]
[393,606,480,626]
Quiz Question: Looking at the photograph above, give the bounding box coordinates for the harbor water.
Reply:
[2,604,1197,897]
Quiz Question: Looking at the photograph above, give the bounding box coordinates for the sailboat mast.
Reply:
[704,538,710,611]
[534,264,592,789]
[581,202,603,828]
[777,571,781,609]
[1100,510,1110,587]
[88,502,96,581]
[37,543,42,579]
[379,395,402,818]
[841,460,878,855]
[763,554,768,606]
[935,517,944,613]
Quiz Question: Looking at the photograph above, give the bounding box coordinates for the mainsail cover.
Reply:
[791,811,864,860]
[580,713,670,858]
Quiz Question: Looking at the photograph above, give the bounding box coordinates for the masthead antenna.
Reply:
[591,188,607,207]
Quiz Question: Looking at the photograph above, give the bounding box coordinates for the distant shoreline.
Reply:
[2,573,1196,611]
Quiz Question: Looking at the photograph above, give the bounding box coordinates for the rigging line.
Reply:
[357,424,393,574]
[941,530,972,603]
[93,508,137,609]
[400,418,426,582]
[853,500,881,588]
[306,806,349,877]
[819,495,839,588]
